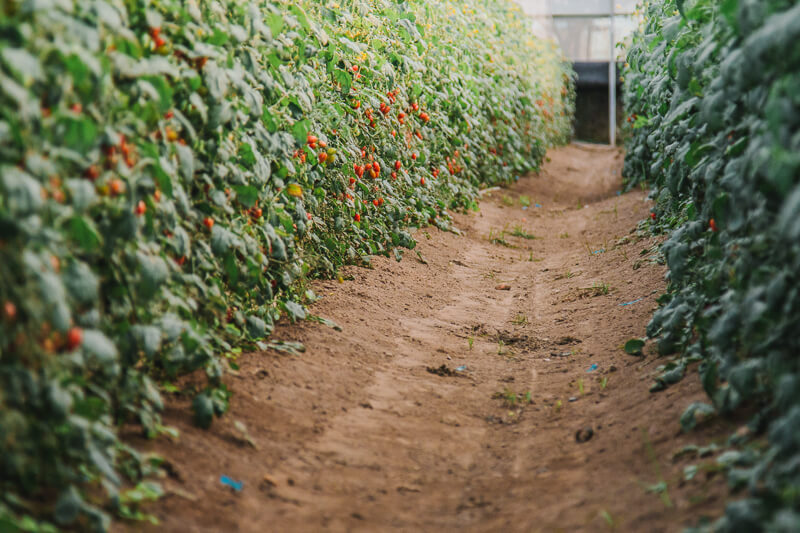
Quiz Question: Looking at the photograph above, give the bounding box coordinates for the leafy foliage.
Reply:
[623,0,800,530]
[0,0,573,528]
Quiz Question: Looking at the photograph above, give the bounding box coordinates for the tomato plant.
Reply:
[0,0,572,528]
[623,0,800,530]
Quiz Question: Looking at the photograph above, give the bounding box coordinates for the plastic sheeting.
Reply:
[517,1,638,57]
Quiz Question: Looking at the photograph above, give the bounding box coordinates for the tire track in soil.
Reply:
[121,144,732,533]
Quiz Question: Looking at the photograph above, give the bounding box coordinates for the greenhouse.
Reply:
[1,0,798,531]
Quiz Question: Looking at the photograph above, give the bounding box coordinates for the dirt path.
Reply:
[124,145,730,532]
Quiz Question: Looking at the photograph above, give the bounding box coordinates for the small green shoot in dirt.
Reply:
[519,195,531,207]
[497,339,505,355]
[528,251,534,262]
[565,269,575,279]
[580,282,611,297]
[641,428,674,508]
[468,336,474,350]
[600,509,617,530]
[488,228,513,248]
[493,387,532,408]
[502,194,514,207]
[559,232,570,239]
[577,378,585,395]
[511,313,528,326]
[554,399,562,412]
[511,225,537,240]
[233,420,258,449]
[600,377,609,390]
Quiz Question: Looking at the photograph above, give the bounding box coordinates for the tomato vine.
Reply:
[0,0,573,529]
[624,0,800,530]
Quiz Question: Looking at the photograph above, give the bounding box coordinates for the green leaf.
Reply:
[283,300,306,321]
[1,167,43,216]
[132,325,162,358]
[192,393,214,429]
[332,68,351,94]
[289,4,311,31]
[624,338,646,355]
[62,261,99,305]
[176,143,195,181]
[82,330,119,366]
[233,185,258,208]
[246,316,267,338]
[266,13,284,36]
[680,402,715,432]
[291,118,311,145]
[68,216,102,251]
[54,486,82,525]
[141,75,173,113]
[58,116,98,152]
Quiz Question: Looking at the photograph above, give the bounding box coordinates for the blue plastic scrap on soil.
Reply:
[619,298,643,307]
[456,365,467,372]
[592,249,605,254]
[587,363,598,372]
[221,475,243,492]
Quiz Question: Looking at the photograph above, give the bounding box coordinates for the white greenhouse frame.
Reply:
[522,1,638,145]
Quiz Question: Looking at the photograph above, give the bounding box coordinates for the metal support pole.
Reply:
[609,0,616,146]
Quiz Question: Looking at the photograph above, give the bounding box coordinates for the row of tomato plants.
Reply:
[0,0,573,529]
[623,0,800,530]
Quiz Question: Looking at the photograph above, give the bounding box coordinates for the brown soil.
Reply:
[120,144,732,533]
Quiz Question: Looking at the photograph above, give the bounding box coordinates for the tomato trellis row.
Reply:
[0,0,574,528]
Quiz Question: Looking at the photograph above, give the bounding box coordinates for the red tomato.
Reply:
[2,301,16,321]
[66,327,83,350]
[109,179,123,196]
[85,165,99,181]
